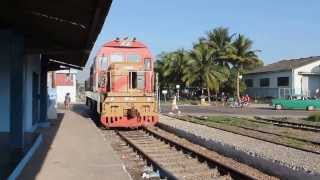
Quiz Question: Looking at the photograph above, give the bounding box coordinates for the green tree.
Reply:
[206,27,235,67]
[231,34,262,99]
[183,41,228,103]
[222,68,247,97]
[161,49,189,88]
[154,59,167,89]
[155,27,263,103]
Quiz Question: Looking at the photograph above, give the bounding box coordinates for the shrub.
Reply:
[190,101,199,105]
[306,113,320,122]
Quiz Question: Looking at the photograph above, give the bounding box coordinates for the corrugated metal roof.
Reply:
[1,0,113,67]
[247,56,320,74]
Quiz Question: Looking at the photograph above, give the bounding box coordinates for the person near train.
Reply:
[171,95,181,115]
[64,93,71,110]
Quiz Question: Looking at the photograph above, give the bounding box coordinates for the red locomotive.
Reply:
[86,38,158,128]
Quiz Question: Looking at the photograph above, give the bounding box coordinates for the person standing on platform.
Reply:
[64,93,71,110]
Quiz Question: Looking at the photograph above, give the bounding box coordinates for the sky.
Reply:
[78,0,320,81]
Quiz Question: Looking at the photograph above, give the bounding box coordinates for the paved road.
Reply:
[160,104,314,118]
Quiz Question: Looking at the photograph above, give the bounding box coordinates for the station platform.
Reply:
[18,105,131,180]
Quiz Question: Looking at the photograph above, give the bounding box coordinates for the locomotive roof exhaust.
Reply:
[114,37,137,42]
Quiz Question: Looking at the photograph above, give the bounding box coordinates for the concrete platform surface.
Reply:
[18,106,130,180]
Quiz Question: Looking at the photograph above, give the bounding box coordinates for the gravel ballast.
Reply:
[159,114,320,180]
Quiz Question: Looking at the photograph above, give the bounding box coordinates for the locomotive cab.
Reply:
[86,38,158,128]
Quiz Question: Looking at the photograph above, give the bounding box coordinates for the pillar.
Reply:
[39,56,49,127]
[8,30,25,153]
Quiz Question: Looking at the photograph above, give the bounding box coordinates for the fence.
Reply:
[246,87,310,99]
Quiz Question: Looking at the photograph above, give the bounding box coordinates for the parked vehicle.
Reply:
[272,95,320,111]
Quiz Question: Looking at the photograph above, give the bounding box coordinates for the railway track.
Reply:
[117,127,277,180]
[253,116,320,133]
[169,114,320,155]
[189,115,320,146]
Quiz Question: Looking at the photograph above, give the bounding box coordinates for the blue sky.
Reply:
[78,0,319,80]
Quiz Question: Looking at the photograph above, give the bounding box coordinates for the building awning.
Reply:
[47,59,83,71]
[1,0,113,67]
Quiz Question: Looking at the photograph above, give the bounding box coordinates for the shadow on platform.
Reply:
[16,113,64,180]
[71,104,102,128]
[0,133,37,179]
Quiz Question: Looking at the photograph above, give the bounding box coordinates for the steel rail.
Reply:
[164,114,320,155]
[117,130,177,180]
[144,127,259,180]
[117,128,267,180]
[253,116,320,132]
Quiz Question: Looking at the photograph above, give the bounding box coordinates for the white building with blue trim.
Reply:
[244,56,320,98]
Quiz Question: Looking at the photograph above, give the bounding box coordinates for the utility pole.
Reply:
[176,84,180,101]
[156,73,160,113]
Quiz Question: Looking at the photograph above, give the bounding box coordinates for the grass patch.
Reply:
[204,116,266,128]
[283,137,305,148]
[177,115,315,151]
[306,113,320,122]
[161,99,200,105]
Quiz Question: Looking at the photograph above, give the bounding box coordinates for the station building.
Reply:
[48,70,78,104]
[0,0,112,178]
[244,56,320,98]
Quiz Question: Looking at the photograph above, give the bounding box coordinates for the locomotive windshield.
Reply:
[144,59,151,70]
[99,56,109,70]
[110,53,124,62]
[127,54,141,63]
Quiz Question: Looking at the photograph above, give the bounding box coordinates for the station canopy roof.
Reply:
[1,0,113,69]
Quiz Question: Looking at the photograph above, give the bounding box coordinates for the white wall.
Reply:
[23,54,41,132]
[244,59,320,98]
[244,71,292,98]
[293,60,320,96]
[56,73,77,103]
[244,71,292,88]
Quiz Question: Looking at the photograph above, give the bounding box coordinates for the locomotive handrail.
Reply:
[98,70,154,93]
[100,70,154,73]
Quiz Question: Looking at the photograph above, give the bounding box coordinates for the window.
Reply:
[100,56,109,70]
[260,78,270,87]
[127,54,141,63]
[277,77,289,86]
[107,72,111,91]
[129,72,137,89]
[110,53,124,63]
[137,72,145,89]
[245,79,253,87]
[129,71,144,90]
[144,58,151,70]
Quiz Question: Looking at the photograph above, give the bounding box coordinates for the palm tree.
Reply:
[183,41,228,103]
[231,34,262,100]
[154,59,167,89]
[162,49,189,88]
[206,27,235,66]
